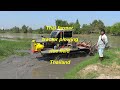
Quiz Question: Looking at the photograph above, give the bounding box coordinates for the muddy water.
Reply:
[0,53,89,79]
[0,33,49,39]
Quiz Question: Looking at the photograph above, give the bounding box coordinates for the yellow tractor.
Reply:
[31,40,44,53]
[31,29,94,60]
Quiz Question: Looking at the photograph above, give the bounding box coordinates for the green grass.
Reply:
[0,39,31,60]
[64,48,120,79]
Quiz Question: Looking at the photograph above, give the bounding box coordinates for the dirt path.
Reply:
[77,63,120,79]
[0,52,88,79]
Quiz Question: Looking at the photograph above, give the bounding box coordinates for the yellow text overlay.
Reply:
[59,38,78,42]
[42,38,79,42]
[49,48,70,53]
[46,26,73,30]
[50,60,71,64]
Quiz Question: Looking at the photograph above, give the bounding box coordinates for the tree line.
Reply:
[0,19,120,35]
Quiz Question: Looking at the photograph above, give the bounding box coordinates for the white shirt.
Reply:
[97,34,108,48]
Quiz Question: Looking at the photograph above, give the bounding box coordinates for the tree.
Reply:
[68,22,74,27]
[105,26,111,34]
[98,20,105,30]
[110,22,120,35]
[38,28,43,34]
[73,19,81,34]
[55,19,81,34]
[55,19,68,27]
[90,20,105,33]
[11,26,20,33]
[22,25,28,33]
[28,27,32,33]
[0,28,5,33]
[81,24,92,34]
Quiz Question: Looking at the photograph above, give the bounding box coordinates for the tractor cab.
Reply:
[50,29,73,47]
[50,29,73,39]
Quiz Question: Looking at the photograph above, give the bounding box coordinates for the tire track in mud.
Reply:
[0,52,89,79]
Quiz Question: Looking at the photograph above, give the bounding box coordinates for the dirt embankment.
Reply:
[77,62,120,79]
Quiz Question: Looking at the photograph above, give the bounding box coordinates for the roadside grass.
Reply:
[0,39,31,61]
[15,52,30,56]
[64,48,120,79]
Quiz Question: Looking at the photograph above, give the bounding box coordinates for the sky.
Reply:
[0,11,120,29]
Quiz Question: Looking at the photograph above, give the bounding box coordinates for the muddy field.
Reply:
[0,51,89,79]
[0,33,119,79]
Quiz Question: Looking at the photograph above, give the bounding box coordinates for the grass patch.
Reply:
[64,54,98,79]
[0,39,31,60]
[64,48,120,79]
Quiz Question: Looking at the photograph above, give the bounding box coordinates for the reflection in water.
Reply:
[0,33,48,39]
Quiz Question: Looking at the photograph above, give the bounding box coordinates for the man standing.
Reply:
[97,29,108,61]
